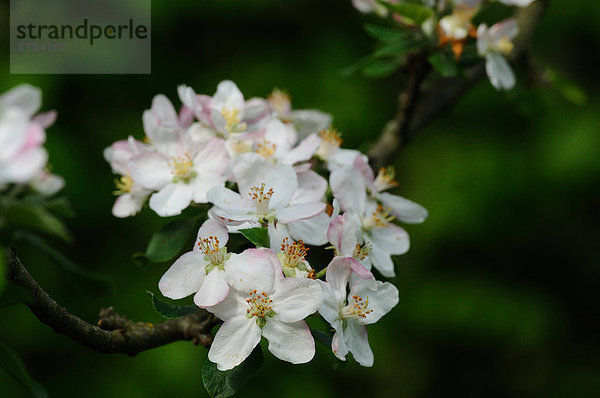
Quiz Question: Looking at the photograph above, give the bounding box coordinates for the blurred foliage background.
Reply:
[1,0,599,396]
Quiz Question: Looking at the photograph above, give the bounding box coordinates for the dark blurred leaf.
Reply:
[374,38,418,58]
[311,328,333,348]
[13,231,112,298]
[364,24,407,42]
[202,345,264,398]
[0,245,5,294]
[240,227,270,248]
[362,58,402,78]
[378,1,434,24]
[146,291,198,319]
[428,52,459,77]
[341,54,376,77]
[546,70,587,105]
[2,200,71,242]
[44,197,76,218]
[144,218,197,263]
[0,343,47,398]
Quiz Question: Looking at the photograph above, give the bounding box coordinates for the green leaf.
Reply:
[0,245,6,294]
[378,2,434,24]
[428,52,459,77]
[2,200,71,242]
[0,343,47,398]
[146,291,198,319]
[341,54,376,77]
[374,39,417,58]
[364,24,407,42]
[202,345,264,398]
[144,218,197,263]
[13,232,112,298]
[544,68,587,105]
[44,197,76,218]
[362,58,402,78]
[239,227,270,248]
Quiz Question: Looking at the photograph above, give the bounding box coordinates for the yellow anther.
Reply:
[113,175,133,196]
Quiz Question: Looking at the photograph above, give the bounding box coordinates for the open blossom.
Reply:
[318,256,398,366]
[129,137,230,216]
[477,19,519,90]
[0,84,59,188]
[159,220,275,307]
[207,153,325,231]
[315,127,368,172]
[207,248,323,370]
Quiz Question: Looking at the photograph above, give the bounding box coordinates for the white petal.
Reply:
[486,53,516,90]
[0,84,41,116]
[318,281,342,325]
[264,165,298,210]
[369,224,410,255]
[272,278,323,322]
[224,250,276,294]
[330,166,366,214]
[276,202,325,224]
[345,321,373,367]
[0,108,30,161]
[189,173,226,204]
[129,152,172,190]
[268,222,291,252]
[207,289,249,322]
[194,219,229,254]
[112,191,147,218]
[287,213,329,246]
[149,183,194,217]
[291,169,327,205]
[193,269,230,308]
[290,109,332,140]
[232,152,278,195]
[325,257,353,304]
[193,137,230,176]
[212,80,245,114]
[353,280,399,325]
[284,133,320,165]
[262,319,315,364]
[377,192,428,223]
[158,252,206,299]
[206,187,252,214]
[208,316,262,371]
[0,147,47,184]
[367,240,396,277]
[327,214,359,257]
[332,325,349,361]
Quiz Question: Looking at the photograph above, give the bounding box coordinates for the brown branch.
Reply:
[6,246,220,356]
[367,0,549,168]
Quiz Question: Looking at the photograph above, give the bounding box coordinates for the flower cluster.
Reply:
[352,0,535,90]
[0,84,64,195]
[109,81,429,369]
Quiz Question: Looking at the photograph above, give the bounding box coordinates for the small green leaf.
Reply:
[378,1,434,24]
[341,54,377,77]
[239,227,270,248]
[364,24,407,42]
[202,345,264,398]
[44,197,76,218]
[0,343,47,398]
[2,200,71,242]
[146,291,198,319]
[362,58,402,78]
[145,218,197,263]
[428,52,459,77]
[374,39,417,58]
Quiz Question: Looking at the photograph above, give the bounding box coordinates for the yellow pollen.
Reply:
[113,175,133,196]
[169,154,194,177]
[280,237,309,268]
[363,204,395,230]
[319,127,343,146]
[221,108,246,133]
[374,166,399,192]
[255,139,277,159]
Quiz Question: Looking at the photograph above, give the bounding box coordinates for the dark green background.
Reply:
[1,0,599,396]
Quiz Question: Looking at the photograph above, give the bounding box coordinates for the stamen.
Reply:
[255,139,277,159]
[280,237,309,269]
[363,204,395,230]
[374,166,399,192]
[169,154,195,182]
[248,183,274,215]
[113,175,133,196]
[340,294,373,321]
[246,290,275,327]
[221,108,247,133]
[197,235,227,267]
[352,242,371,261]
[268,88,291,118]
[316,127,343,160]
[495,36,514,55]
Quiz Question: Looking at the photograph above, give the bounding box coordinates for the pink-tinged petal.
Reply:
[290,109,332,140]
[345,321,374,367]
[129,152,172,190]
[33,110,57,129]
[177,85,202,120]
[262,319,315,364]
[330,166,366,214]
[158,252,206,299]
[287,213,329,246]
[325,257,353,304]
[206,187,252,214]
[193,138,230,176]
[377,192,428,224]
[149,183,194,217]
[367,240,396,278]
[327,214,358,257]
[291,169,327,205]
[353,155,376,191]
[146,94,179,129]
[0,108,29,161]
[489,18,518,42]
[194,219,229,255]
[112,191,147,218]
[369,224,410,255]
[327,149,368,172]
[212,80,245,113]
[332,326,349,361]
[232,152,278,196]
[193,269,230,308]
[243,98,270,131]
[23,123,46,150]
[208,315,262,371]
[347,257,376,289]
[284,133,320,165]
[264,119,293,156]
[224,250,276,293]
[272,278,323,322]
[276,202,325,224]
[190,173,226,204]
[318,282,343,325]
[0,147,47,184]
[353,281,399,325]
[0,84,41,116]
[104,140,134,175]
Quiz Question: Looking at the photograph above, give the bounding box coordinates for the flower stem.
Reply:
[315,267,327,279]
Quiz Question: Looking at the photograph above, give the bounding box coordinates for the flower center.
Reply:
[246,289,275,328]
[316,127,342,160]
[248,183,274,216]
[373,166,399,193]
[362,204,395,230]
[494,36,514,55]
[268,88,291,119]
[113,175,133,196]
[340,294,373,321]
[169,154,196,183]
[255,139,277,160]
[279,237,309,268]
[352,242,371,261]
[197,235,229,271]
[221,108,246,133]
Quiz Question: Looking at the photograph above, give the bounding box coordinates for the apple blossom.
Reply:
[477,19,519,90]
[159,220,275,307]
[318,257,398,367]
[206,248,323,370]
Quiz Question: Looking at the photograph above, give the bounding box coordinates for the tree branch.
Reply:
[6,246,220,356]
[367,0,549,168]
